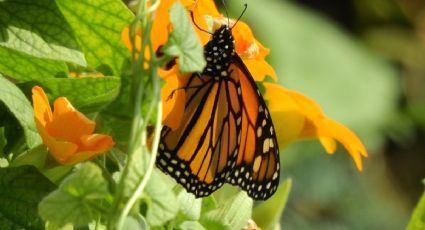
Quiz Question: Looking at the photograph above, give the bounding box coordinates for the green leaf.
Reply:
[38,162,110,227]
[10,145,48,169]
[120,147,148,198]
[232,0,400,150]
[177,189,202,221]
[100,62,156,144]
[406,190,425,230]
[162,2,206,73]
[0,165,56,229]
[123,215,148,230]
[19,76,121,113]
[0,0,86,65]
[201,196,218,214]
[55,0,133,74]
[144,169,179,226]
[0,46,68,82]
[202,191,253,230]
[252,179,292,230]
[10,145,72,184]
[179,221,206,230]
[0,76,41,149]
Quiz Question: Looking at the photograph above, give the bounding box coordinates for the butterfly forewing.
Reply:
[156,25,280,200]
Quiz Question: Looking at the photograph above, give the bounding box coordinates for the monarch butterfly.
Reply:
[156,6,280,200]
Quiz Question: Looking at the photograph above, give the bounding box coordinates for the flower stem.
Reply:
[116,102,162,230]
[109,0,161,229]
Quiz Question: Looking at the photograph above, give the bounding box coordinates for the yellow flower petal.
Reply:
[263,82,368,171]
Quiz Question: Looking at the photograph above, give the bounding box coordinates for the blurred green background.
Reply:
[227,0,425,229]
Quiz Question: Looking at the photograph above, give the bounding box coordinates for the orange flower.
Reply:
[263,83,368,171]
[32,86,114,165]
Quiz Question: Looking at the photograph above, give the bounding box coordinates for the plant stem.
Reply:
[116,102,162,230]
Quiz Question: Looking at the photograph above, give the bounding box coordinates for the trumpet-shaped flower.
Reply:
[122,0,368,170]
[32,86,114,165]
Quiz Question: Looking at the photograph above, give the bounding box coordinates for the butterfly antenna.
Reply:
[231,3,248,29]
[220,0,230,26]
[190,11,213,35]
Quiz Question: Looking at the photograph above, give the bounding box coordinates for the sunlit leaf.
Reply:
[144,169,179,226]
[122,215,148,230]
[38,162,110,227]
[162,2,206,73]
[202,191,253,230]
[406,190,425,230]
[179,221,206,230]
[252,179,292,230]
[55,0,133,74]
[0,0,85,65]
[0,46,67,82]
[177,189,202,221]
[19,76,121,113]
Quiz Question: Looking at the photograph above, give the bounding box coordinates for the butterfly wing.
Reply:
[226,55,280,200]
[157,73,243,197]
[157,25,280,200]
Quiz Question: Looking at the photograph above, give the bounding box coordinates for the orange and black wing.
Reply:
[156,72,243,197]
[157,24,280,200]
[226,55,280,200]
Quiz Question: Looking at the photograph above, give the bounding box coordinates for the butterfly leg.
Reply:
[167,84,204,101]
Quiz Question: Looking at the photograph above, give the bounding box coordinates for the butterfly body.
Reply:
[202,26,235,79]
[157,24,280,200]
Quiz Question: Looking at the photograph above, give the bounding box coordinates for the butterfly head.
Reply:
[203,25,235,77]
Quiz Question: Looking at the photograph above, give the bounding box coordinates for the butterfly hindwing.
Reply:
[227,56,280,200]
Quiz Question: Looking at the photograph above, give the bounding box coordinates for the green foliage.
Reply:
[162,2,206,73]
[19,76,121,113]
[144,170,178,226]
[122,215,148,230]
[406,190,425,230]
[0,0,85,65]
[177,189,202,221]
[4,0,392,229]
[202,191,253,230]
[38,162,110,228]
[0,165,56,229]
[10,145,49,169]
[0,76,41,149]
[0,46,67,82]
[179,221,206,230]
[253,179,292,230]
[55,0,133,74]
